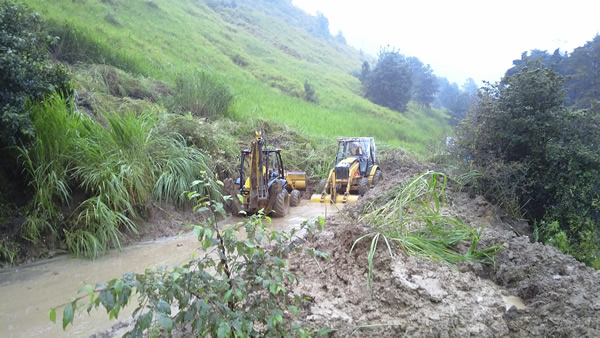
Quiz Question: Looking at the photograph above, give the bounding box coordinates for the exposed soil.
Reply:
[289,165,600,337]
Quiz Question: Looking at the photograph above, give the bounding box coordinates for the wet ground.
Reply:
[2,168,600,337]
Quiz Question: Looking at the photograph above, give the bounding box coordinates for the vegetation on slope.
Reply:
[26,0,452,152]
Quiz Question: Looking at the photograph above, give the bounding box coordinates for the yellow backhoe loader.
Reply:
[224,132,306,216]
[311,137,382,204]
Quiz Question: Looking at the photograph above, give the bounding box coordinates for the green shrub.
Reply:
[169,69,235,120]
[304,80,318,103]
[0,1,72,147]
[52,197,323,336]
[456,62,600,267]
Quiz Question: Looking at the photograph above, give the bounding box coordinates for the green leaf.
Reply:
[157,300,171,314]
[288,305,298,316]
[224,289,233,302]
[78,284,94,298]
[62,303,74,329]
[99,290,115,311]
[195,206,209,214]
[317,327,332,336]
[173,272,180,282]
[138,310,153,330]
[217,321,231,338]
[157,313,173,332]
[114,279,124,295]
[193,226,204,240]
[49,309,56,324]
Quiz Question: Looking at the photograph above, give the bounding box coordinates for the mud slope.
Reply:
[290,167,600,337]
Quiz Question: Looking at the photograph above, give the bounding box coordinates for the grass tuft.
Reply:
[352,171,503,292]
[169,69,235,120]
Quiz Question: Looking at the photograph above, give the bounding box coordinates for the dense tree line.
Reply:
[506,34,600,112]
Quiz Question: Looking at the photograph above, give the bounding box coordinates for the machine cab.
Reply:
[336,137,377,176]
[238,149,286,193]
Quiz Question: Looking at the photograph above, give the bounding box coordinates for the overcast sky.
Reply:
[292,0,600,86]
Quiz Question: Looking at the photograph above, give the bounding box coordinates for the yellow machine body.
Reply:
[311,137,381,204]
[229,132,307,216]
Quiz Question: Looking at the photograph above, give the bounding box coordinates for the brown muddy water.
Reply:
[0,201,338,338]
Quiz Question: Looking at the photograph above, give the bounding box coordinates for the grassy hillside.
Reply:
[26,0,451,154]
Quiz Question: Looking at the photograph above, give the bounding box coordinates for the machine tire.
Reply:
[290,189,301,207]
[272,190,289,217]
[358,177,370,197]
[318,178,328,192]
[372,170,382,186]
[223,178,244,216]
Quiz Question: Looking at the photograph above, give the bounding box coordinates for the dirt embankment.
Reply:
[289,164,600,337]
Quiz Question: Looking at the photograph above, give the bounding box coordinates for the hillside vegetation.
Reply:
[26,0,451,152]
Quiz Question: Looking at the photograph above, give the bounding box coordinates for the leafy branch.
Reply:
[50,186,327,337]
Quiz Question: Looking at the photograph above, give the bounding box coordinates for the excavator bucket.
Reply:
[285,171,306,191]
[310,193,359,204]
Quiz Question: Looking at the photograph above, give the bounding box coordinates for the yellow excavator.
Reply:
[311,137,382,204]
[224,132,306,216]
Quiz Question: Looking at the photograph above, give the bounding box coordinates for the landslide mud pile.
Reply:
[290,165,600,337]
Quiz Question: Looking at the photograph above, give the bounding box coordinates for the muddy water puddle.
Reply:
[502,295,527,310]
[0,201,336,337]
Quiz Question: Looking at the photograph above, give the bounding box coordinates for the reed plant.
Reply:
[18,96,221,258]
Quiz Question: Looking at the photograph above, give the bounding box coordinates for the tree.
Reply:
[361,47,412,112]
[359,60,370,82]
[461,78,478,96]
[315,12,330,39]
[407,57,438,108]
[0,1,72,147]
[436,77,471,124]
[335,30,346,44]
[303,80,318,103]
[565,34,600,111]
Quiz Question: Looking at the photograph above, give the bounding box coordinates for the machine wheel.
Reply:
[290,189,301,207]
[358,177,370,196]
[318,178,327,192]
[272,190,289,217]
[223,178,244,216]
[372,170,382,186]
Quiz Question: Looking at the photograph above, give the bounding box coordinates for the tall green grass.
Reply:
[18,97,78,242]
[169,69,235,119]
[352,171,503,291]
[47,21,150,76]
[18,96,221,258]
